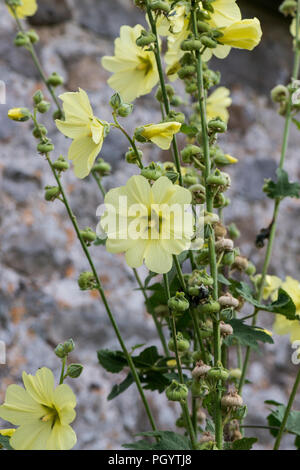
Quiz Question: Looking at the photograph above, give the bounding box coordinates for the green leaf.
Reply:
[0,435,13,450]
[224,319,273,352]
[232,437,257,450]
[263,168,300,200]
[218,273,231,286]
[97,349,127,373]
[124,431,192,450]
[94,236,107,246]
[230,281,296,320]
[266,402,300,441]
[107,373,134,401]
[133,346,160,368]
[292,117,300,131]
[141,371,171,393]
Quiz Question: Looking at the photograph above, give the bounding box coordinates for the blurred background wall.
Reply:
[0,0,299,449]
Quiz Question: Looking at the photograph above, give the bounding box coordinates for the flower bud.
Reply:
[14,32,30,47]
[165,380,188,402]
[222,250,235,266]
[214,222,227,239]
[64,338,75,354]
[207,169,231,189]
[192,361,211,380]
[208,118,227,134]
[110,92,123,109]
[202,0,215,12]
[37,100,51,114]
[27,30,39,44]
[53,109,63,120]
[220,321,233,337]
[181,37,202,51]
[178,65,196,79]
[228,222,240,240]
[245,261,256,276]
[215,237,234,252]
[32,125,47,139]
[165,110,185,124]
[201,36,218,48]
[80,227,97,244]
[185,81,198,94]
[218,293,239,309]
[197,21,211,33]
[181,144,202,163]
[221,390,243,410]
[191,381,204,397]
[197,300,220,315]
[168,292,189,312]
[279,0,297,16]
[33,90,44,105]
[141,162,163,181]
[47,72,64,87]
[54,343,66,358]
[149,0,170,13]
[92,158,111,176]
[189,184,206,204]
[155,84,175,103]
[44,185,61,202]
[37,140,54,154]
[78,271,97,291]
[66,363,83,378]
[271,84,289,103]
[207,367,229,382]
[168,332,190,353]
[125,147,143,164]
[136,30,156,47]
[170,95,184,107]
[53,156,69,172]
[117,103,133,118]
[232,255,248,271]
[228,368,242,381]
[8,107,30,122]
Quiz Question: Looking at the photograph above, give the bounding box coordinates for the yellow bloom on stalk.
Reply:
[100,175,193,274]
[102,25,159,102]
[7,0,37,18]
[262,275,282,301]
[219,18,262,50]
[155,4,187,36]
[56,88,109,179]
[7,107,30,122]
[273,276,300,343]
[206,87,232,123]
[0,367,77,450]
[137,122,181,150]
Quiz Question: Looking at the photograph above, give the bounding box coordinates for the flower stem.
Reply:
[163,274,197,449]
[44,152,157,432]
[59,357,66,385]
[92,171,106,198]
[191,3,222,449]
[112,115,143,168]
[273,368,300,450]
[11,7,63,115]
[146,2,183,185]
[238,0,300,394]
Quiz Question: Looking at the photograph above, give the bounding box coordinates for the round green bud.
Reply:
[53,109,63,120]
[178,65,196,79]
[53,156,69,172]
[54,343,66,358]
[197,21,211,33]
[110,92,123,110]
[167,292,189,312]
[168,332,190,353]
[44,186,60,202]
[32,125,48,139]
[166,380,189,402]
[141,162,163,181]
[165,110,185,124]
[222,250,235,266]
[64,338,75,354]
[170,95,184,107]
[47,72,64,87]
[201,36,217,48]
[197,9,211,21]
[136,30,156,47]
[66,363,83,378]
[181,38,202,51]
[37,141,54,154]
[117,103,133,117]
[14,32,30,47]
[202,0,215,12]
[37,100,51,114]
[125,147,143,164]
[228,222,240,240]
[33,90,44,105]
[271,84,289,103]
[228,368,242,381]
[78,271,97,291]
[92,158,111,176]
[185,82,198,94]
[149,0,170,13]
[245,261,256,276]
[208,118,227,133]
[80,227,97,244]
[197,300,220,315]
[207,367,229,382]
[27,29,39,44]
[155,84,175,103]
[181,144,202,163]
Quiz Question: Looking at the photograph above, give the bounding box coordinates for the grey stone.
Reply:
[28,0,72,26]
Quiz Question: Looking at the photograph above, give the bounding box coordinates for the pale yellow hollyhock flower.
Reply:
[0,367,77,450]
[101,175,193,274]
[218,18,262,50]
[155,4,187,36]
[206,0,241,28]
[273,276,300,343]
[56,88,109,179]
[262,275,282,301]
[206,87,232,123]
[138,122,181,150]
[165,18,190,80]
[102,25,159,102]
[7,0,37,18]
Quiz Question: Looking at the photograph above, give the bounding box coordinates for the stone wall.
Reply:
[0,0,299,449]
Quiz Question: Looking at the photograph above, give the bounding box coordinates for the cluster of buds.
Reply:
[168,292,190,313]
[279,0,298,16]
[136,29,156,48]
[110,92,133,118]
[141,162,164,181]
[14,30,39,47]
[54,338,75,359]
[78,271,98,291]
[165,380,188,402]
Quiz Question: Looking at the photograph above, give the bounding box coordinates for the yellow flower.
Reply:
[218,18,262,50]
[166,359,177,367]
[207,0,241,28]
[273,276,300,343]
[155,4,187,36]
[7,0,37,18]
[0,428,15,437]
[102,25,159,102]
[0,367,77,450]
[56,88,109,179]
[262,275,282,301]
[8,107,30,122]
[206,87,232,123]
[165,18,190,80]
[100,175,193,274]
[137,122,181,150]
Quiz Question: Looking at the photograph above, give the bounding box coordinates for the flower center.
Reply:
[41,405,59,428]
[136,55,153,76]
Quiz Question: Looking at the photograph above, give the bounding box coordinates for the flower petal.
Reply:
[0,385,44,425]
[22,367,55,407]
[144,241,173,274]
[10,420,52,450]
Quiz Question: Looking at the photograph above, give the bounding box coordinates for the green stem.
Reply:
[59,357,66,385]
[12,8,63,115]
[239,1,300,394]
[112,115,143,168]
[146,2,183,185]
[163,274,197,449]
[92,171,106,198]
[273,368,300,450]
[191,4,222,449]
[44,152,157,432]
[133,268,169,356]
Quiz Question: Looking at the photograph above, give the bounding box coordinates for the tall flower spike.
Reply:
[102,25,159,102]
[55,88,109,179]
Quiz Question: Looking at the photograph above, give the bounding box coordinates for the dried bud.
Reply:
[271,84,289,103]
[221,390,243,410]
[214,222,227,239]
[220,321,233,337]
[192,361,211,380]
[218,293,239,309]
[232,255,248,271]
[215,238,234,252]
